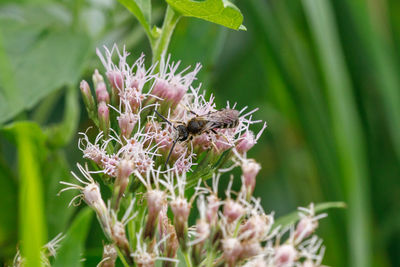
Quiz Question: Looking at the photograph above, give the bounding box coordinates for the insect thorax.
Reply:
[187,119,207,135]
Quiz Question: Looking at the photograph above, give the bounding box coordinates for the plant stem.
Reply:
[152,5,181,64]
[183,250,193,267]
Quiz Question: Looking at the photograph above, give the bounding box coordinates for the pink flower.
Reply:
[153,55,202,105]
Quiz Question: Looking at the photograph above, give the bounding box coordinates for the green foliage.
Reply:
[117,0,154,41]
[166,0,246,30]
[12,122,47,267]
[302,1,371,266]
[0,144,18,260]
[0,0,399,266]
[53,208,93,267]
[0,5,91,125]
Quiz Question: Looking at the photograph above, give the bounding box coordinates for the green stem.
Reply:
[206,250,215,267]
[183,250,193,267]
[152,5,181,64]
[116,247,131,267]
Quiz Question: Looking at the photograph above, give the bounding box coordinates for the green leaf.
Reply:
[45,86,81,148]
[0,155,18,260]
[117,0,153,39]
[53,208,94,267]
[136,0,151,25]
[0,16,91,125]
[14,122,48,267]
[273,201,347,230]
[42,151,77,238]
[165,0,245,30]
[302,1,371,266]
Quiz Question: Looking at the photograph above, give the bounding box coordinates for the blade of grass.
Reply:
[302,1,371,266]
[53,207,93,267]
[16,122,47,267]
[346,0,400,162]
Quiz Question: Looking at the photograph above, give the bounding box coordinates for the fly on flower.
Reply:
[154,108,240,167]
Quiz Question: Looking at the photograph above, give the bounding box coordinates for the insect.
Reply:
[154,108,240,167]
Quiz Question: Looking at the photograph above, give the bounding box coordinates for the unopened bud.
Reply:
[133,252,155,267]
[81,183,111,238]
[240,241,262,260]
[80,80,95,114]
[165,224,179,266]
[274,244,297,267]
[99,244,117,267]
[113,159,134,210]
[96,82,110,103]
[206,195,220,225]
[241,159,261,197]
[171,198,191,251]
[192,220,210,265]
[111,221,132,263]
[153,78,186,105]
[236,131,256,154]
[223,199,245,223]
[240,214,272,242]
[98,102,110,135]
[118,112,138,139]
[93,69,104,88]
[294,217,318,243]
[222,237,243,267]
[144,190,166,239]
[107,70,124,91]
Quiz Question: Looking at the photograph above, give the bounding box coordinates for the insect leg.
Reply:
[154,110,177,129]
[211,140,220,154]
[165,137,179,169]
[220,132,234,146]
[180,103,199,116]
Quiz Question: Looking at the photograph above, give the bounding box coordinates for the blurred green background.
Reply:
[1,0,399,266]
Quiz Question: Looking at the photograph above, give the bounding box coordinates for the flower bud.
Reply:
[239,214,272,242]
[274,244,297,267]
[99,244,117,267]
[294,217,318,243]
[111,221,132,263]
[93,69,104,88]
[144,190,166,239]
[223,199,245,223]
[113,159,134,209]
[165,224,179,266]
[241,159,261,197]
[80,80,96,114]
[193,133,212,152]
[206,194,220,225]
[82,183,110,237]
[222,237,243,267]
[153,78,186,105]
[96,82,110,104]
[236,131,256,154]
[134,252,155,267]
[83,183,103,207]
[213,132,234,153]
[118,112,138,139]
[192,220,210,265]
[240,241,262,260]
[98,102,110,135]
[171,197,191,251]
[107,70,124,91]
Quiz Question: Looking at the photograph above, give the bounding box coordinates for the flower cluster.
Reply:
[59,45,328,267]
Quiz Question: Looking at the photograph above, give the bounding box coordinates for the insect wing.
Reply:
[203,109,239,130]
